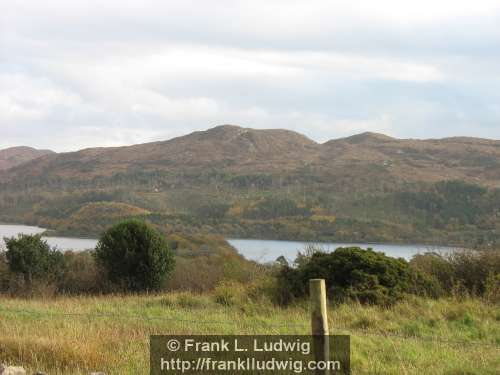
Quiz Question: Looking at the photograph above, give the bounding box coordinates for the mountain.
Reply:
[322,133,500,187]
[0,146,54,171]
[0,125,499,246]
[2,125,499,186]
[1,125,319,181]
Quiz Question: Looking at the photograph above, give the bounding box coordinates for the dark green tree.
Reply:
[4,234,65,288]
[95,220,175,291]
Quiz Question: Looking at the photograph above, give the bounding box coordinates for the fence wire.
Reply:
[0,306,499,349]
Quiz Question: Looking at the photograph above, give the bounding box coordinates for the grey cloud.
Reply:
[1,0,500,151]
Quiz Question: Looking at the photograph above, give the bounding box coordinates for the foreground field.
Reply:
[0,293,499,374]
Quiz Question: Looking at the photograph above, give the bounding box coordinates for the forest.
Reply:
[0,168,498,247]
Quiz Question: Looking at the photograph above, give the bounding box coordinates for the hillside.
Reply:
[0,125,319,182]
[1,125,499,186]
[0,146,54,171]
[0,125,499,246]
[321,132,500,187]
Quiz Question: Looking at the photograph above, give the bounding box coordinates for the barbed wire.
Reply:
[0,306,498,349]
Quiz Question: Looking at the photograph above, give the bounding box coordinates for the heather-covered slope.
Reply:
[0,146,54,171]
[2,126,499,187]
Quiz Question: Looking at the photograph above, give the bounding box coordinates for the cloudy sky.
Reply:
[1,0,500,151]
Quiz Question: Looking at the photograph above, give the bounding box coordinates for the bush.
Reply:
[165,234,263,293]
[3,234,65,292]
[95,220,175,292]
[58,251,106,294]
[276,247,429,305]
[410,249,500,298]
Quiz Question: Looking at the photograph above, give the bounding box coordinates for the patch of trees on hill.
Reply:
[393,181,500,229]
[0,173,499,246]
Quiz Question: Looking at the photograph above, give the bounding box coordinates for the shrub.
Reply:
[410,249,500,298]
[3,234,65,291]
[276,247,427,305]
[95,220,175,291]
[165,234,263,293]
[410,252,455,291]
[58,250,105,294]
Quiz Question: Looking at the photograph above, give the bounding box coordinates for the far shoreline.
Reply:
[0,221,471,250]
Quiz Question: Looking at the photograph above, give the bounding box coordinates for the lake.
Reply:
[0,224,454,263]
[0,224,98,252]
[227,239,454,263]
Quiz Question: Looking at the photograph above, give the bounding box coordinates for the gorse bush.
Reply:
[95,220,175,292]
[276,247,434,305]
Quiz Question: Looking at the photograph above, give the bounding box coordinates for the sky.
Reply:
[1,0,500,152]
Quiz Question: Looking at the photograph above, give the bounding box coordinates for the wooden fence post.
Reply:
[310,279,329,335]
[310,279,330,374]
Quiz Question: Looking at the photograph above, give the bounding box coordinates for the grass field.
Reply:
[0,293,499,374]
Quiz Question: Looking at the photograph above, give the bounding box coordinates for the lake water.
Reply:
[0,224,98,251]
[226,238,455,263]
[0,224,454,263]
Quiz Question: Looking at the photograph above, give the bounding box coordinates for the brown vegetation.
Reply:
[0,146,53,171]
[2,125,499,186]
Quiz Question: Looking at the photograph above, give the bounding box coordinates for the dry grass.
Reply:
[0,293,498,374]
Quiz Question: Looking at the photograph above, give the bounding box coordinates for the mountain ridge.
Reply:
[0,146,55,171]
[4,125,499,155]
[1,125,499,187]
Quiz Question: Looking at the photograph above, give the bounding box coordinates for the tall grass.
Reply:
[0,293,498,374]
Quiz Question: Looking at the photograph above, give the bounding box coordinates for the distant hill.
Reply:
[0,125,318,181]
[1,125,499,187]
[0,146,54,171]
[0,125,499,246]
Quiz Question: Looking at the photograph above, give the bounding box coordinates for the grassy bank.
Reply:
[0,293,498,374]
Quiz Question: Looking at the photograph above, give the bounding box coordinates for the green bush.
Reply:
[95,220,175,291]
[3,234,65,291]
[276,247,431,305]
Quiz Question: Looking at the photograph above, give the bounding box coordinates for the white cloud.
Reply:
[0,74,82,123]
[0,0,499,151]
